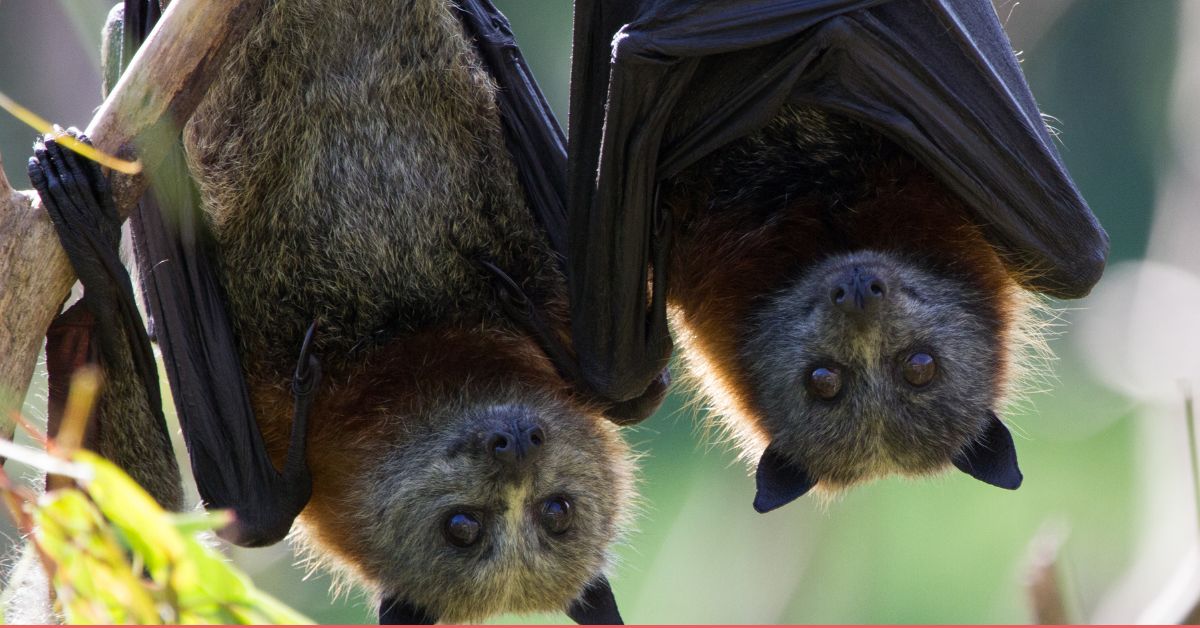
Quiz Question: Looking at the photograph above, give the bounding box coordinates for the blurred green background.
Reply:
[0,0,1194,623]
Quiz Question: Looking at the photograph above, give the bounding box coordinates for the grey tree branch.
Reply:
[0,0,267,434]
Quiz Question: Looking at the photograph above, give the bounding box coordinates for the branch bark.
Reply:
[0,0,267,434]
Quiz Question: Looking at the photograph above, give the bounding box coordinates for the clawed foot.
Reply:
[29,128,122,256]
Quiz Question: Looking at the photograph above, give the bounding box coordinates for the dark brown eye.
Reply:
[540,496,573,535]
[808,366,843,400]
[903,352,936,387]
[444,513,482,547]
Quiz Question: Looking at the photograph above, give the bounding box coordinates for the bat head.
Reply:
[291,329,633,623]
[664,104,1042,513]
[743,249,1021,510]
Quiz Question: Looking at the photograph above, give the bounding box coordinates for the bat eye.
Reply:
[807,366,842,400]
[443,512,482,547]
[540,496,573,535]
[903,352,936,387]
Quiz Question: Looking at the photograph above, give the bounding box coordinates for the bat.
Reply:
[564,0,1108,511]
[34,0,656,623]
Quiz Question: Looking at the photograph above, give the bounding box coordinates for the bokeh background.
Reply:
[1,0,1197,623]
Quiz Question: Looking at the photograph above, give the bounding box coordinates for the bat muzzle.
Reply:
[482,422,545,471]
[830,266,888,317]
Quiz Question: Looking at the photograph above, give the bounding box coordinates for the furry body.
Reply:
[665,105,1035,490]
[184,0,632,621]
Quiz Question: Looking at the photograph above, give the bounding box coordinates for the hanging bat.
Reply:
[32,0,660,623]
[565,0,1108,512]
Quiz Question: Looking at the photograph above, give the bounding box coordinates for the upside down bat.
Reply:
[34,0,665,623]
[564,0,1107,511]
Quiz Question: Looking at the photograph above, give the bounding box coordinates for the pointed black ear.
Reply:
[379,597,436,625]
[566,576,623,625]
[753,444,816,513]
[952,411,1023,490]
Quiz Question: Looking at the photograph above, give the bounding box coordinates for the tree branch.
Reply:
[0,0,267,434]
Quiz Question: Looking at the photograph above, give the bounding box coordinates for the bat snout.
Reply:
[483,423,546,469]
[830,266,888,317]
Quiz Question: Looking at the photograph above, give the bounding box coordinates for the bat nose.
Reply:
[830,267,887,316]
[485,424,546,468]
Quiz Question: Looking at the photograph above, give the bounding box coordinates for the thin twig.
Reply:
[1185,384,1200,540]
[9,411,48,449]
[1024,520,1071,624]
[54,367,100,455]
[1181,381,1200,624]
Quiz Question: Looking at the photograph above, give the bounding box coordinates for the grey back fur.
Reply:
[186,0,561,374]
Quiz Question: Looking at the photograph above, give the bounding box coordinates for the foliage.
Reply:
[0,446,311,624]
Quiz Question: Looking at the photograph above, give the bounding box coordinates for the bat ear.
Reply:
[378,596,437,625]
[566,576,623,625]
[951,411,1023,490]
[753,443,816,513]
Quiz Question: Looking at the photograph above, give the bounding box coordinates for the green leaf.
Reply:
[21,451,315,625]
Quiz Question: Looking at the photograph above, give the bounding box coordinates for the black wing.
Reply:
[33,133,183,510]
[567,0,1109,401]
[121,0,313,547]
[454,0,569,260]
[458,0,668,425]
